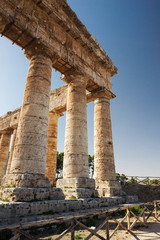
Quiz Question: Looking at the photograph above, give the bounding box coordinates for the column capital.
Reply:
[1,129,13,135]
[50,111,64,118]
[24,41,56,61]
[90,88,115,101]
[61,73,88,85]
[94,97,110,105]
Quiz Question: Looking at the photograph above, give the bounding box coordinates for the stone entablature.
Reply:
[0,108,20,134]
[0,0,117,93]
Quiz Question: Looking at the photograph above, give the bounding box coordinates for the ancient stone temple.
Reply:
[0,0,120,201]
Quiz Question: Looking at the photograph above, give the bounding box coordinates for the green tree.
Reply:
[56,152,95,175]
[116,173,128,184]
[88,155,94,176]
[57,152,64,173]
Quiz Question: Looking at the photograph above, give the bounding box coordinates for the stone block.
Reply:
[57,177,95,189]
[95,180,121,197]
[0,195,138,225]
[125,195,139,203]
[60,188,98,199]
[1,174,51,188]
[0,187,65,202]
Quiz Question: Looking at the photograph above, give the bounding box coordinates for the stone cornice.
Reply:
[34,0,118,76]
[0,0,118,93]
[55,0,118,76]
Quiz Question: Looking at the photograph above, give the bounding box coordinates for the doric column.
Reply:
[6,128,17,174]
[63,74,89,179]
[46,112,60,185]
[57,74,96,198]
[0,50,64,201]
[0,132,11,182]
[10,53,52,177]
[94,95,120,196]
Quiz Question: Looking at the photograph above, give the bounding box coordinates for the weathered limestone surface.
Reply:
[0,133,11,182]
[0,187,64,202]
[0,196,138,225]
[57,74,97,198]
[0,0,124,201]
[46,112,60,185]
[0,86,118,195]
[57,177,97,198]
[0,86,114,134]
[0,108,20,133]
[49,85,68,113]
[0,52,64,201]
[10,53,52,176]
[94,96,120,196]
[63,74,89,179]
[0,0,118,93]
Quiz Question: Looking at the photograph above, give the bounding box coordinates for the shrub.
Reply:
[75,233,83,239]
[116,173,128,184]
[70,195,76,200]
[149,179,160,185]
[130,206,142,214]
[128,177,137,184]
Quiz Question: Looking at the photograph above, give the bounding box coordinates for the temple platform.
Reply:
[0,195,138,226]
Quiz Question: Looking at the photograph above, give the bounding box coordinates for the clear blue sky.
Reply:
[0,0,160,176]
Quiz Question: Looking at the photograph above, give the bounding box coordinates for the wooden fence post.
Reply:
[154,202,158,221]
[71,219,75,240]
[106,213,110,240]
[127,208,130,232]
[142,205,146,227]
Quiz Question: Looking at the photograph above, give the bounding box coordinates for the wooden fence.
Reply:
[126,176,160,185]
[0,200,160,240]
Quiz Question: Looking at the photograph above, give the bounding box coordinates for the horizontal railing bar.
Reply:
[0,200,160,231]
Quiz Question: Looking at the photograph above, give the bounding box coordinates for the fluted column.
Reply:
[0,133,11,182]
[46,112,60,185]
[1,53,53,189]
[6,128,17,174]
[94,96,120,196]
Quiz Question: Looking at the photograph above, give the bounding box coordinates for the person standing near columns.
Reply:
[0,47,64,201]
[94,91,120,196]
[57,73,97,198]
[0,132,11,183]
